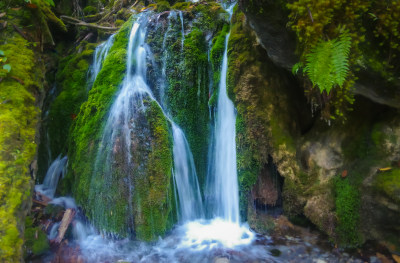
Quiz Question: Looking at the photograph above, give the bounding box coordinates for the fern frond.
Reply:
[304,30,352,94]
[305,40,335,93]
[332,31,351,87]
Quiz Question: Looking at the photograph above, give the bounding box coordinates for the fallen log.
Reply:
[60,15,119,31]
[54,208,76,244]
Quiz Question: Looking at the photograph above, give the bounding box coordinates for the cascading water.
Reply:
[172,123,204,222]
[211,30,239,223]
[35,155,68,198]
[88,12,204,234]
[89,34,115,84]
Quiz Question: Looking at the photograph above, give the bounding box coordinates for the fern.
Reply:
[332,31,351,87]
[301,31,352,94]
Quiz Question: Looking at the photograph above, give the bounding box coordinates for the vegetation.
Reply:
[0,29,41,261]
[294,30,351,95]
[334,177,361,247]
[23,216,49,257]
[287,0,400,121]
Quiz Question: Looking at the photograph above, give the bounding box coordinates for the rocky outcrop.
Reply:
[231,2,400,250]
[238,0,297,69]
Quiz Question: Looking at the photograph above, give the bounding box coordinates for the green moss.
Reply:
[23,216,49,257]
[334,177,362,248]
[0,34,40,262]
[115,19,125,27]
[374,169,400,203]
[83,5,98,15]
[39,43,95,179]
[171,2,190,10]
[210,23,229,95]
[156,1,170,12]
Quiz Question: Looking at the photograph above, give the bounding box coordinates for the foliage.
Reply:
[287,0,400,121]
[0,50,12,78]
[302,30,351,94]
[334,177,362,248]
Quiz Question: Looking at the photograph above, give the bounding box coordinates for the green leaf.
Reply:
[304,30,351,94]
[45,0,55,7]
[292,62,302,75]
[3,64,11,72]
[0,50,4,56]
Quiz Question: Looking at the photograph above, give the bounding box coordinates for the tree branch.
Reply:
[60,15,119,31]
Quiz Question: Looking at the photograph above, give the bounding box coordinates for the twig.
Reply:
[12,24,31,41]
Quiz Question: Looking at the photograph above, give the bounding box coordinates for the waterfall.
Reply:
[207,3,239,223]
[90,14,152,233]
[89,12,204,232]
[172,123,204,222]
[158,12,205,222]
[35,155,68,198]
[90,34,115,84]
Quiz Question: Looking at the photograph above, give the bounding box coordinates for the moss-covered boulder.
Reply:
[61,15,176,240]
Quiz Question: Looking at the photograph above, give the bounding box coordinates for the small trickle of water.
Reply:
[35,155,68,198]
[179,11,185,51]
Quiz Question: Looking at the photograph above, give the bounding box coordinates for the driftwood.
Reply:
[61,15,119,31]
[54,208,76,244]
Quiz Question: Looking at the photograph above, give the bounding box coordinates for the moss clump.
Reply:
[23,216,49,258]
[334,177,362,248]
[0,33,40,262]
[83,5,98,15]
[156,1,170,12]
[374,169,400,203]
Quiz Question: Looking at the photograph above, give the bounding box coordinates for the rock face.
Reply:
[238,0,297,69]
[233,1,400,250]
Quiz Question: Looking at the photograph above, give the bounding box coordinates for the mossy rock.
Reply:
[24,217,49,258]
[0,33,41,262]
[374,169,400,204]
